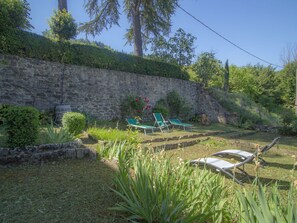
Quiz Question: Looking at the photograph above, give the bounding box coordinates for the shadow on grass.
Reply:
[264,161,295,170]
[0,159,128,223]
[229,173,292,189]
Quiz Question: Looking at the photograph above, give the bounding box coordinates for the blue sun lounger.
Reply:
[168,118,193,131]
[126,118,155,135]
[153,113,170,132]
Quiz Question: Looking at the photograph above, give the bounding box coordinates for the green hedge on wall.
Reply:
[0,30,189,80]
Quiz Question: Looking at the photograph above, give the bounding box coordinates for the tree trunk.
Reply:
[58,0,68,11]
[132,6,143,57]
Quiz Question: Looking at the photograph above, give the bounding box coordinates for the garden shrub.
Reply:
[166,91,183,116]
[121,95,151,119]
[3,106,39,147]
[42,122,75,144]
[62,112,86,136]
[278,110,297,136]
[0,0,33,32]
[152,91,191,119]
[48,9,77,40]
[0,104,15,125]
[152,99,169,118]
[0,30,189,80]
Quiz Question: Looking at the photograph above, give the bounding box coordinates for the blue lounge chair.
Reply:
[126,118,155,135]
[153,113,170,132]
[168,118,193,131]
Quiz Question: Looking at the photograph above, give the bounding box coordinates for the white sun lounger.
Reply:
[212,137,280,164]
[190,157,253,185]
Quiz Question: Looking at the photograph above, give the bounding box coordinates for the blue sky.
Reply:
[27,0,296,69]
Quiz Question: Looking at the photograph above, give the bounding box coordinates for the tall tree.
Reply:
[192,52,223,87]
[149,28,197,66]
[223,59,229,92]
[58,0,67,11]
[80,0,178,57]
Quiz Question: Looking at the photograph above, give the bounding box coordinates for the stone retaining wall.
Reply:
[0,54,236,123]
[0,142,97,166]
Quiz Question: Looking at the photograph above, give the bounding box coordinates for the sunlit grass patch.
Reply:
[87,127,127,142]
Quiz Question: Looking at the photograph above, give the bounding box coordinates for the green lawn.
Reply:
[0,123,296,222]
[0,159,128,223]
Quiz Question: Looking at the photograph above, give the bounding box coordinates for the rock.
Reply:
[65,149,76,159]
[76,148,85,159]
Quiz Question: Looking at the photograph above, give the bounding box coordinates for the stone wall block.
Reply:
[0,53,235,123]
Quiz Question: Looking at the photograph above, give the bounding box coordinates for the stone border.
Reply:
[0,141,97,166]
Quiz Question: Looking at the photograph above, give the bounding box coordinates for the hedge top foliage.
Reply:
[0,30,189,80]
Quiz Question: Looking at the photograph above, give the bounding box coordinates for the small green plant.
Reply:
[87,127,127,142]
[121,95,151,119]
[48,9,77,40]
[62,112,86,136]
[97,141,136,161]
[43,122,74,144]
[3,106,39,147]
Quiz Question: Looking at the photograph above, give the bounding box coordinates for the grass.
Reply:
[87,127,127,142]
[164,133,297,191]
[0,122,296,222]
[0,159,128,223]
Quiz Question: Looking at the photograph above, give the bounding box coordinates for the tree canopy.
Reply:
[80,0,178,57]
[192,52,223,87]
[148,28,197,66]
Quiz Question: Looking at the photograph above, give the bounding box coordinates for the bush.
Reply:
[0,0,33,32]
[62,112,86,135]
[41,122,75,144]
[278,110,297,136]
[0,104,15,125]
[152,99,169,118]
[48,9,77,40]
[3,106,39,147]
[0,30,189,80]
[152,91,191,119]
[121,95,151,119]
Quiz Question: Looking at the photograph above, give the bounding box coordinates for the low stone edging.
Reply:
[0,141,98,166]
